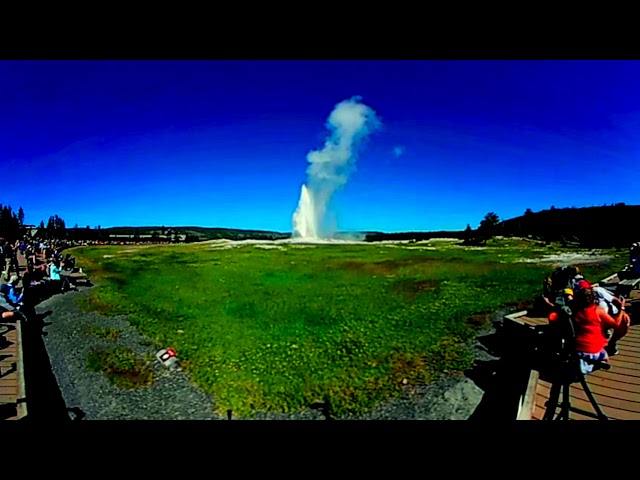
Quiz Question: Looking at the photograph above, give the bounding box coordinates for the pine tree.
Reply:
[464,224,473,241]
[478,212,500,241]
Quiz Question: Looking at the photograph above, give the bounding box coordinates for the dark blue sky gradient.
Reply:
[2,60,638,232]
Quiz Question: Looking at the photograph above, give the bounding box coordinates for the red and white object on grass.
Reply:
[156,348,180,370]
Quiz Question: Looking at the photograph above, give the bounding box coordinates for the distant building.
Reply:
[23,225,38,239]
[107,233,186,243]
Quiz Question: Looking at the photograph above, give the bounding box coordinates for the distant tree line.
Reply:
[0,204,111,243]
[0,204,292,244]
[497,204,637,248]
[0,204,24,242]
[366,204,638,249]
[461,204,637,248]
[3,202,635,248]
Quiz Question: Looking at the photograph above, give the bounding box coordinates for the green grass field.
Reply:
[69,238,626,417]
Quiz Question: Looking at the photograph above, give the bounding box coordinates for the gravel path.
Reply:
[37,286,503,420]
[38,289,223,420]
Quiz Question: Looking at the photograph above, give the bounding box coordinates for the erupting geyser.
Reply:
[292,184,319,238]
[292,96,381,239]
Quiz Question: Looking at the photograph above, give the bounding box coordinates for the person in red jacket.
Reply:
[572,287,629,374]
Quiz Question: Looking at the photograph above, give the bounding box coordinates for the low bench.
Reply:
[617,278,640,297]
[63,271,91,286]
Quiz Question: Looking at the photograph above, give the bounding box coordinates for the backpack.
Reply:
[536,295,576,376]
[543,266,579,300]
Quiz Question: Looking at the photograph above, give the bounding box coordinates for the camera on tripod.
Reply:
[534,299,609,420]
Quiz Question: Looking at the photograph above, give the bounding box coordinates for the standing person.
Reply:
[38,241,46,262]
[630,242,640,275]
[26,243,39,266]
[11,239,20,275]
[0,239,4,279]
[572,286,629,374]
[535,266,582,315]
[2,241,17,281]
[53,246,62,263]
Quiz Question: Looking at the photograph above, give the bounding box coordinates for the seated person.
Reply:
[1,275,23,306]
[0,294,24,322]
[48,259,76,293]
[62,253,76,271]
[35,264,48,282]
[575,279,625,318]
[572,286,629,374]
[21,262,46,304]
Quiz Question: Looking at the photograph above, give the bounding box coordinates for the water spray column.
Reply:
[293,184,319,239]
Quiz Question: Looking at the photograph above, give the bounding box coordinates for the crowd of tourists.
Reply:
[0,237,84,322]
[535,243,638,376]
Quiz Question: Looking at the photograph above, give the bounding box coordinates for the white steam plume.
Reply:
[292,96,381,239]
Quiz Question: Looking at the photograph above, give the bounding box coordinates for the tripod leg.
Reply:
[580,378,608,420]
[557,382,571,420]
[544,381,561,420]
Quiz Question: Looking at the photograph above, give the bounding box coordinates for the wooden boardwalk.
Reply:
[0,318,27,420]
[510,278,640,420]
[529,325,640,420]
[0,251,28,420]
[1,248,89,421]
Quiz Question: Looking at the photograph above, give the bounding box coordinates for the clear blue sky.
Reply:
[2,60,639,232]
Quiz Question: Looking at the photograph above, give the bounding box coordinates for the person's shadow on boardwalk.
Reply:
[466,326,537,421]
[20,309,85,421]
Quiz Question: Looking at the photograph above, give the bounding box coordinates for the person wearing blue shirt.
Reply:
[1,276,23,306]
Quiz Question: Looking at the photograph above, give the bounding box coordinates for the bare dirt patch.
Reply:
[517,251,612,265]
[465,313,491,330]
[339,257,438,276]
[391,279,442,299]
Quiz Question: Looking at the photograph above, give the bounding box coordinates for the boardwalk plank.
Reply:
[536,382,640,420]
[517,319,640,420]
[0,316,25,420]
